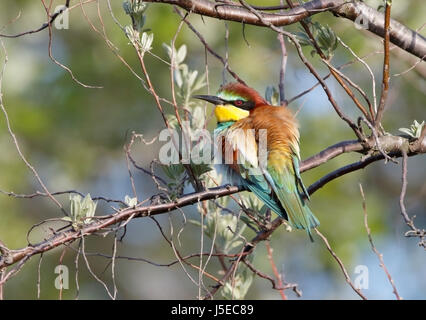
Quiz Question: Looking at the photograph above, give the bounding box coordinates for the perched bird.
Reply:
[194,82,319,240]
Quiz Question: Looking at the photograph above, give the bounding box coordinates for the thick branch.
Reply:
[333,1,425,61]
[144,0,426,60]
[1,133,424,271]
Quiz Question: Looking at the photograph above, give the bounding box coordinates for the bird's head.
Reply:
[193,82,267,123]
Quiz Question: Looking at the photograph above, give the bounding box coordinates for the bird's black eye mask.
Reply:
[192,95,255,110]
[228,99,255,110]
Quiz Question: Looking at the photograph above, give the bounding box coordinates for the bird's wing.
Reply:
[290,142,310,200]
[264,144,319,239]
[217,120,288,220]
[217,120,319,238]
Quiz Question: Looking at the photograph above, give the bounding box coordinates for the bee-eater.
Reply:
[194,82,319,239]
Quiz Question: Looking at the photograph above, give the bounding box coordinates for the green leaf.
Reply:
[187,70,198,90]
[190,163,212,178]
[165,114,179,129]
[162,43,172,59]
[313,23,337,59]
[295,23,338,59]
[399,128,413,136]
[122,1,132,15]
[221,256,255,299]
[265,85,274,104]
[239,215,255,228]
[122,0,149,32]
[174,69,183,88]
[162,164,185,180]
[187,219,203,228]
[264,85,280,106]
[294,31,312,47]
[191,106,206,130]
[192,72,207,92]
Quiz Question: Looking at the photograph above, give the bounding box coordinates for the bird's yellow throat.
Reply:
[214,105,249,122]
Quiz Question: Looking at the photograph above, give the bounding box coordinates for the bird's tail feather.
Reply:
[280,190,319,241]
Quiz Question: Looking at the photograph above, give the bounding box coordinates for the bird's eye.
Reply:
[234,100,244,106]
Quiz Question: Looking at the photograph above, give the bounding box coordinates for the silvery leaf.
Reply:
[174,69,183,88]
[176,45,187,64]
[140,32,154,52]
[124,195,138,207]
[162,43,172,59]
[399,127,414,137]
[187,70,198,89]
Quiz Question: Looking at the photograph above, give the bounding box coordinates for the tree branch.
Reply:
[1,133,424,271]
[143,0,426,60]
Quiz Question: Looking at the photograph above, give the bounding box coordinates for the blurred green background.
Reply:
[0,0,424,299]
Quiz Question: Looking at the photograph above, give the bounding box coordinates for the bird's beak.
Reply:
[193,95,225,106]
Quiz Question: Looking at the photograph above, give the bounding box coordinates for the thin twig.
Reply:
[239,0,364,140]
[266,242,287,299]
[277,0,288,106]
[174,7,246,85]
[337,36,378,115]
[399,150,425,248]
[243,258,302,297]
[359,183,401,300]
[40,0,102,89]
[0,0,71,38]
[375,1,392,129]
[315,228,367,300]
[36,253,43,299]
[0,40,67,215]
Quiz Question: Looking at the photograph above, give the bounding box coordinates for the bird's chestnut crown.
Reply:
[193,82,266,110]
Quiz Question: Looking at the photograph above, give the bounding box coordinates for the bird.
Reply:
[194,82,319,240]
